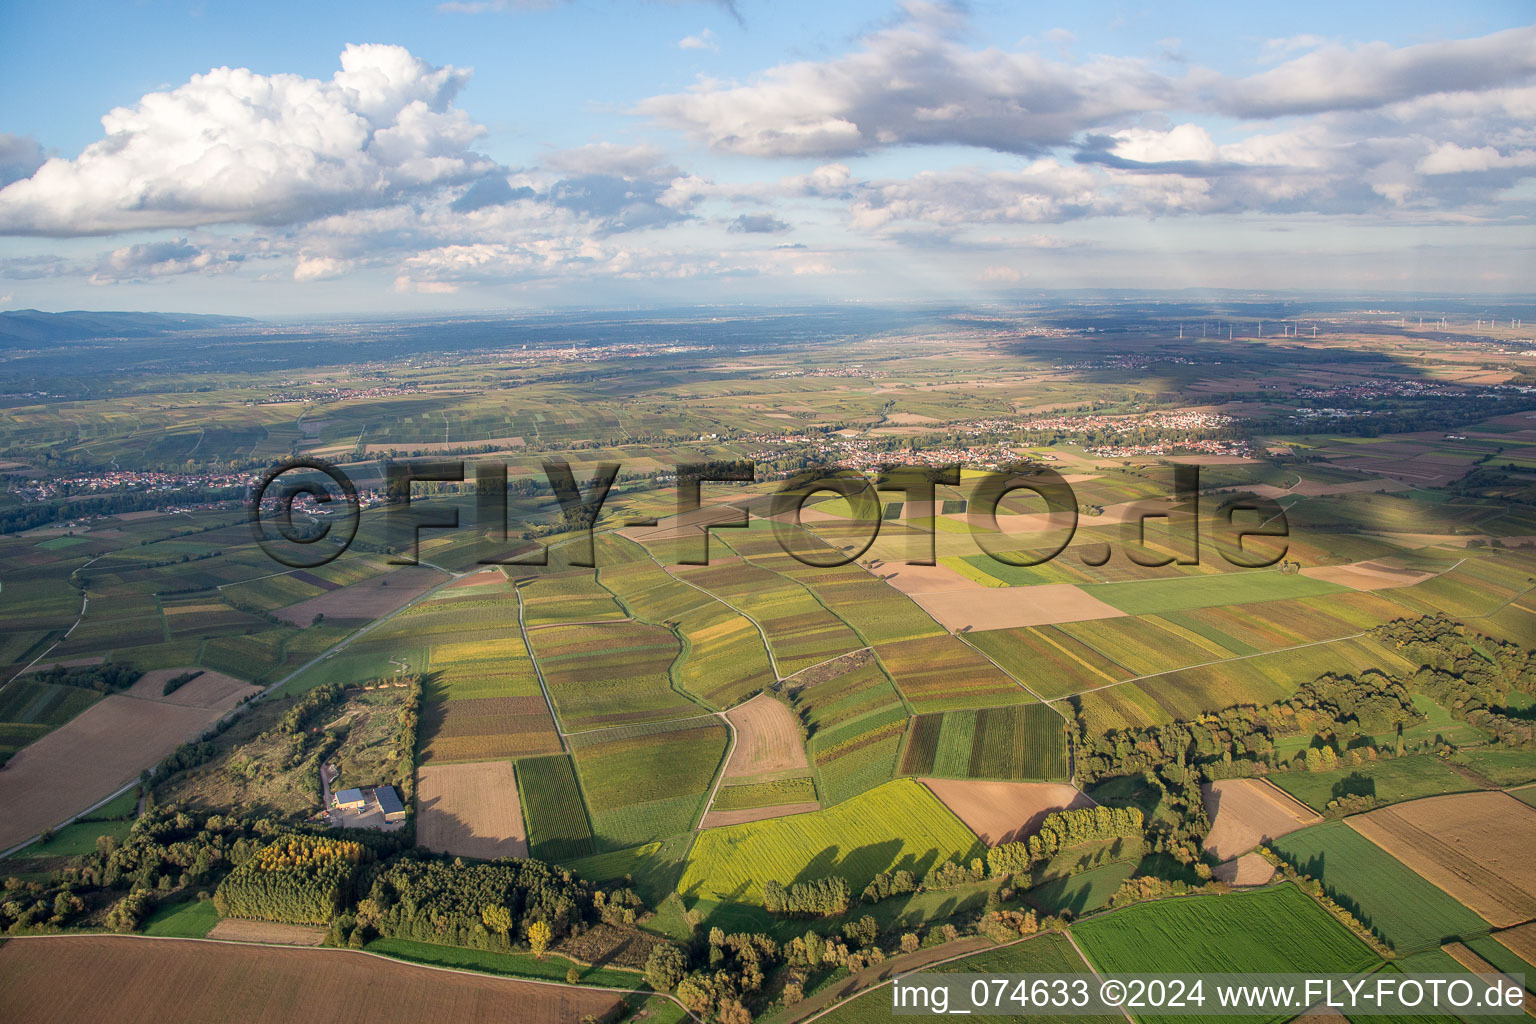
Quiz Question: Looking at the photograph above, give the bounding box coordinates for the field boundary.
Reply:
[516,584,569,749]
[1,933,700,1020]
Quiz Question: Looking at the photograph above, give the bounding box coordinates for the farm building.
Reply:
[332,788,365,811]
[374,785,406,823]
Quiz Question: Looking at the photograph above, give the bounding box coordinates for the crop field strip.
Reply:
[874,634,1033,712]
[898,704,1068,781]
[1269,820,1488,953]
[566,715,730,848]
[516,753,597,862]
[1072,884,1380,1024]
[522,617,702,731]
[679,778,984,904]
[594,532,775,708]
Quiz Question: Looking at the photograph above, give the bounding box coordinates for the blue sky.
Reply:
[1,1,1533,313]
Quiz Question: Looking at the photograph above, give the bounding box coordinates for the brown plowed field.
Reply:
[445,569,509,589]
[1202,779,1321,861]
[921,779,1094,846]
[1300,561,1434,591]
[0,693,242,851]
[1494,921,1536,966]
[417,761,529,860]
[700,802,821,828]
[206,919,327,946]
[865,558,983,596]
[724,694,809,778]
[272,564,446,625]
[1212,852,1277,887]
[0,936,624,1024]
[913,583,1123,631]
[126,668,256,709]
[1347,791,1536,927]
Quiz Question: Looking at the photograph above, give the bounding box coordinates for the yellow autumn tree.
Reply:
[528,920,552,959]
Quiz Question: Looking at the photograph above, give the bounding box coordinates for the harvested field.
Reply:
[1202,779,1321,861]
[1348,791,1536,927]
[1300,561,1434,591]
[0,690,246,851]
[1212,853,1276,887]
[205,919,327,946]
[125,667,256,709]
[1495,921,1536,966]
[912,583,1123,631]
[444,569,509,589]
[867,559,984,596]
[700,802,820,828]
[0,936,624,1024]
[272,565,447,625]
[417,761,528,861]
[921,779,1094,846]
[724,693,809,778]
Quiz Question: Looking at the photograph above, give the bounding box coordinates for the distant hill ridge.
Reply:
[0,309,257,346]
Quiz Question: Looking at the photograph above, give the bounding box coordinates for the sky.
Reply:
[0,0,1533,315]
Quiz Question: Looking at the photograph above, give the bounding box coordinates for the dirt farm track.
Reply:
[0,936,628,1024]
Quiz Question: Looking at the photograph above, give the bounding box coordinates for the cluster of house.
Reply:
[331,784,406,823]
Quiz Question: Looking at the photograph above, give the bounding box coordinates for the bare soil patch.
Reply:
[416,761,529,860]
[444,569,508,589]
[273,564,447,625]
[0,695,237,851]
[1442,943,1535,1013]
[206,919,327,946]
[701,802,820,828]
[1212,853,1277,887]
[1300,561,1434,591]
[0,936,623,1024]
[922,779,1094,846]
[913,583,1123,631]
[724,694,809,778]
[1202,779,1321,861]
[618,498,748,542]
[1494,921,1536,966]
[864,558,983,596]
[1347,791,1536,927]
[125,668,255,710]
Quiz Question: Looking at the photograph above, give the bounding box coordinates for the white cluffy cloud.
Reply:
[0,44,492,236]
[678,29,718,52]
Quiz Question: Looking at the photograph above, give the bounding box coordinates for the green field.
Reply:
[141,897,220,938]
[1266,754,1475,812]
[569,717,728,848]
[516,754,597,862]
[817,931,1120,1024]
[712,777,818,810]
[1023,861,1136,917]
[562,834,695,908]
[678,779,983,904]
[1084,572,1348,616]
[365,937,645,989]
[1450,748,1536,787]
[1269,821,1488,952]
[1072,884,1378,1024]
[964,626,1129,699]
[899,704,1068,780]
